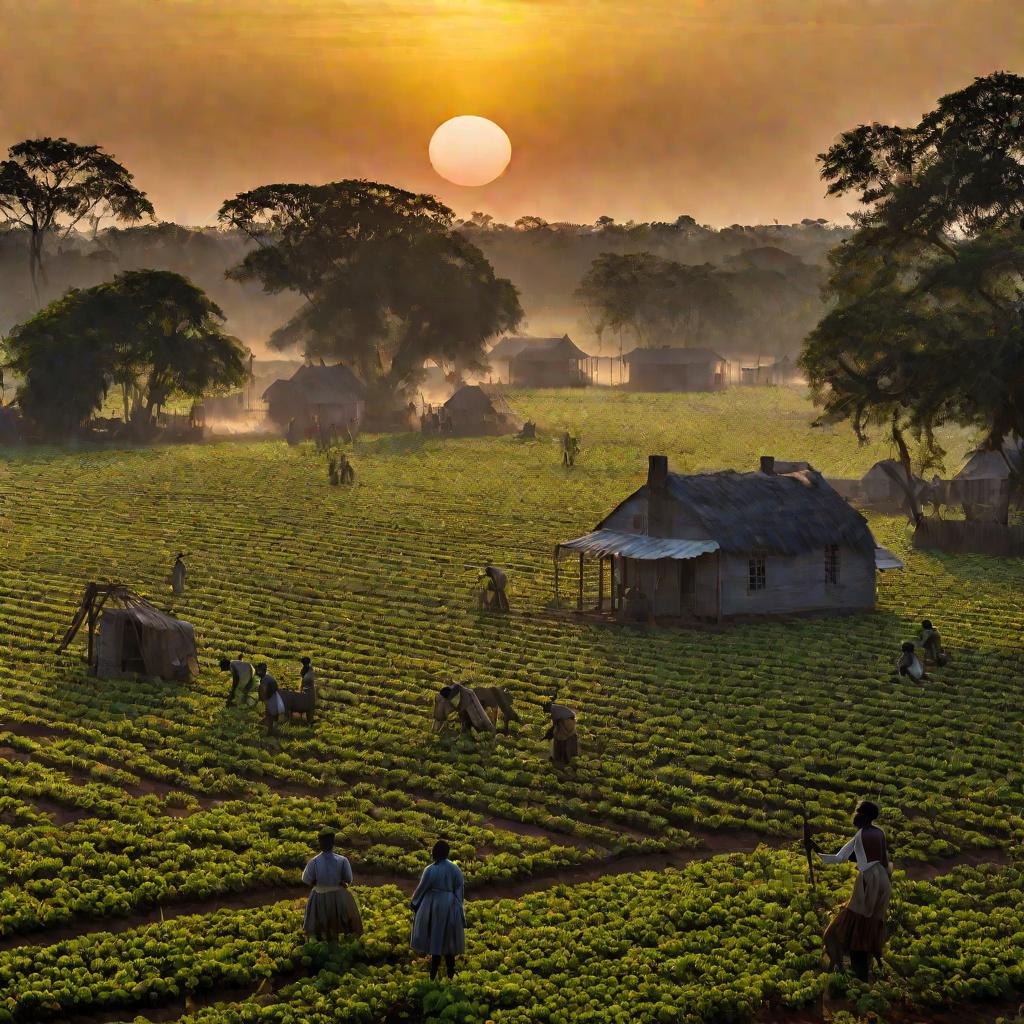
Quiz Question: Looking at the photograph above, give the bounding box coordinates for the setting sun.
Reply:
[428,115,512,187]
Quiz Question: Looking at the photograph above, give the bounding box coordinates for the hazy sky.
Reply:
[0,1,1019,227]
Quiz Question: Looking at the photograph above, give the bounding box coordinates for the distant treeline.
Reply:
[0,215,850,360]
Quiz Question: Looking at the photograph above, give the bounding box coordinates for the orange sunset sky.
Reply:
[0,0,1020,227]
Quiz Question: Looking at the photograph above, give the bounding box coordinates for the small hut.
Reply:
[951,440,1023,523]
[490,336,591,387]
[263,363,366,433]
[860,460,926,510]
[441,385,520,435]
[767,355,800,386]
[59,584,198,681]
[621,347,728,392]
[555,454,901,621]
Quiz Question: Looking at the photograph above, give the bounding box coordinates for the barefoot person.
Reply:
[301,830,363,942]
[818,800,893,982]
[410,840,466,981]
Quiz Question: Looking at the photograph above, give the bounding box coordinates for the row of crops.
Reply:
[0,388,1021,1022]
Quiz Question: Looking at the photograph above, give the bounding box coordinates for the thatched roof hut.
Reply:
[441,385,520,435]
[489,335,592,387]
[263,363,367,430]
[621,347,727,392]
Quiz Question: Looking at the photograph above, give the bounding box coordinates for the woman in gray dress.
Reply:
[410,840,466,980]
[301,830,363,942]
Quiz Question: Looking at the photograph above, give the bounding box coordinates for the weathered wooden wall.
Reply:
[913,518,1024,557]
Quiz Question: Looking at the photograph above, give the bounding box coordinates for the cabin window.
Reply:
[747,553,767,592]
[825,544,840,585]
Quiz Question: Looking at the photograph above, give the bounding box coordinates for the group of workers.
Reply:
[328,450,355,486]
[302,832,465,981]
[896,619,950,682]
[219,656,318,733]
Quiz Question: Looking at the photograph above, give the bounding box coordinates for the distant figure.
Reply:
[313,414,325,451]
[410,840,466,981]
[328,453,339,486]
[517,420,536,440]
[171,553,187,596]
[255,662,285,735]
[919,620,949,666]
[441,408,453,434]
[543,701,579,765]
[286,417,300,446]
[818,800,893,982]
[338,451,355,484]
[346,417,357,444]
[897,641,929,682]
[220,656,255,706]
[299,656,318,723]
[480,564,509,612]
[561,431,580,466]
[302,830,363,942]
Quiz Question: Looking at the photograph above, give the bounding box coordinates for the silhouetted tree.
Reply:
[0,138,154,301]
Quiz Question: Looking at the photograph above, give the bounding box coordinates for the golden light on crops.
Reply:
[428,115,512,187]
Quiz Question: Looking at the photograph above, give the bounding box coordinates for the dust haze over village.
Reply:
[0,2,1023,1023]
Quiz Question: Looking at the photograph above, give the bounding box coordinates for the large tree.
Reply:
[801,72,1024,521]
[218,181,522,403]
[576,252,740,350]
[0,138,154,301]
[3,270,247,437]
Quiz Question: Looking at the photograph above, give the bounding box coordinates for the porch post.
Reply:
[597,555,605,611]
[578,553,584,611]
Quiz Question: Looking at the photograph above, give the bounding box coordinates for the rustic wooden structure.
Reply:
[263,363,366,433]
[859,459,926,512]
[913,518,1024,557]
[951,441,1022,524]
[59,584,198,681]
[621,347,728,392]
[488,335,592,387]
[554,455,902,622]
[440,385,520,436]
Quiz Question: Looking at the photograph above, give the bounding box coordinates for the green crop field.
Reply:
[0,388,1021,1024]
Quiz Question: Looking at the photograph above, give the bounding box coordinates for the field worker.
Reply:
[220,656,255,707]
[433,684,495,735]
[817,800,893,982]
[299,656,318,724]
[171,553,187,596]
[919,620,949,667]
[543,701,579,765]
[896,641,929,682]
[286,418,299,446]
[255,662,285,735]
[301,829,363,942]
[481,564,510,612]
[338,451,355,484]
[410,839,466,981]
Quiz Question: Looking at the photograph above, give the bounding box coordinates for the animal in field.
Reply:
[432,683,520,734]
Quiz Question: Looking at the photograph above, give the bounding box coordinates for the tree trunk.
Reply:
[891,419,923,525]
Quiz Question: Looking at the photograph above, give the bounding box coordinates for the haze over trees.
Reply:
[218,180,522,405]
[4,269,247,436]
[0,137,154,301]
[801,71,1024,521]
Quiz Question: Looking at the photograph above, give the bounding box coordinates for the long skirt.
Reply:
[303,887,364,939]
[552,734,579,764]
[824,863,891,962]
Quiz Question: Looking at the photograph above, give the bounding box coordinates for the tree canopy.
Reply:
[3,270,248,436]
[800,71,1024,518]
[0,138,154,300]
[218,180,522,401]
[576,252,741,349]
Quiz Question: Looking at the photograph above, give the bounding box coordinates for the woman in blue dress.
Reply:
[410,840,466,980]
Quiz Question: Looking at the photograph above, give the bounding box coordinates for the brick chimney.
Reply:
[759,455,775,475]
[648,454,669,490]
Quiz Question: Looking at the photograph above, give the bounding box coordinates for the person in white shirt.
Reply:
[817,800,893,981]
[896,642,928,682]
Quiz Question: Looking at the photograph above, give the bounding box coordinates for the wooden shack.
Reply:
[59,584,198,681]
[951,440,1023,523]
[555,455,901,621]
[488,335,591,387]
[621,347,728,392]
[263,363,366,433]
[860,459,926,511]
[441,385,520,436]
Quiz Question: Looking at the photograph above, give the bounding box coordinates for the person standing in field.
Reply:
[817,800,893,982]
[918,620,949,667]
[301,830,363,943]
[299,656,318,724]
[255,662,285,736]
[171,553,187,596]
[543,700,579,766]
[410,840,466,981]
[220,656,255,706]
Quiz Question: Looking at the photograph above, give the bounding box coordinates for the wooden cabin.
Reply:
[263,363,366,433]
[439,385,520,436]
[860,459,926,511]
[555,454,901,622]
[489,335,591,387]
[951,440,1023,523]
[621,347,727,392]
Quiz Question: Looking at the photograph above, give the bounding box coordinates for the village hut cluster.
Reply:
[263,363,367,435]
[555,454,903,622]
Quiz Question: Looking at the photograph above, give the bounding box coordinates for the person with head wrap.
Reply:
[301,830,363,942]
[818,800,893,981]
[542,700,579,765]
[171,553,187,596]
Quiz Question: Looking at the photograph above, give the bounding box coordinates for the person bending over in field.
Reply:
[480,564,509,611]
[255,662,285,735]
[896,641,929,683]
[543,700,579,766]
[302,830,363,943]
[220,656,255,707]
[816,799,893,982]
[410,840,465,981]
[918,620,949,667]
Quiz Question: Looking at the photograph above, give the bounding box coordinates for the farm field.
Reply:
[0,387,1021,1024]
